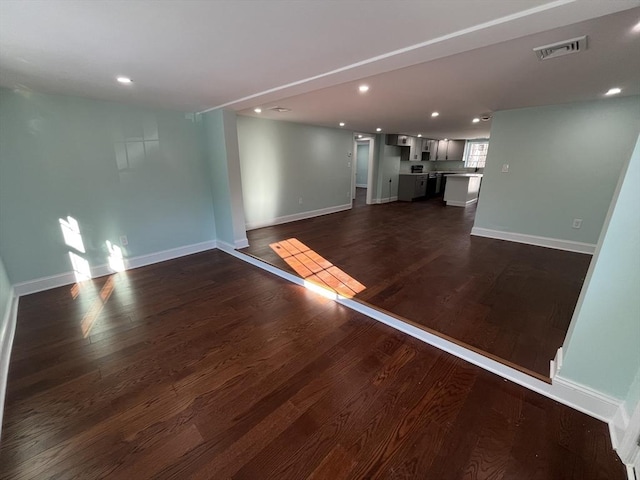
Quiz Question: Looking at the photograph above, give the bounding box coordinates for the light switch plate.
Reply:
[501,164,509,173]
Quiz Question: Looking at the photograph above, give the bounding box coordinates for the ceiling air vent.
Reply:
[268,106,291,113]
[533,35,587,60]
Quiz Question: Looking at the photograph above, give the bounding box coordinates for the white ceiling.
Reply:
[1,0,639,138]
[241,8,640,139]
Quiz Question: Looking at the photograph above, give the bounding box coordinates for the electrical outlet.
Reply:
[501,164,509,173]
[347,161,351,167]
[572,218,583,229]
[347,151,352,157]
[120,235,128,246]
[298,197,303,205]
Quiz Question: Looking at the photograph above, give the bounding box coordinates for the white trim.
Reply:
[553,374,623,425]
[0,290,18,440]
[234,237,249,249]
[446,198,478,207]
[12,240,218,296]
[373,196,398,204]
[218,248,627,433]
[611,403,631,449]
[216,240,236,252]
[355,183,368,188]
[471,227,596,254]
[619,396,640,470]
[625,464,636,480]
[550,347,563,379]
[245,203,351,231]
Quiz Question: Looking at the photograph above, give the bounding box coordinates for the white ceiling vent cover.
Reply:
[533,35,588,60]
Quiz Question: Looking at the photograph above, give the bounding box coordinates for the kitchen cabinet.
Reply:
[422,139,436,153]
[398,174,428,201]
[386,134,412,147]
[434,139,466,161]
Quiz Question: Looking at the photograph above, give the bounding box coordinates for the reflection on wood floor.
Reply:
[242,188,591,379]
[0,251,624,479]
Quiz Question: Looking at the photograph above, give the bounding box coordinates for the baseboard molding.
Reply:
[446,198,477,207]
[0,290,19,440]
[13,240,218,296]
[355,183,367,188]
[471,227,596,254]
[220,248,628,441]
[234,237,249,249]
[245,203,352,231]
[373,196,398,204]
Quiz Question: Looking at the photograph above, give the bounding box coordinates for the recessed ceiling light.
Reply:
[431,112,439,117]
[472,118,480,123]
[254,107,262,113]
[632,21,640,33]
[605,87,621,96]
[357,134,363,138]
[376,127,382,132]
[417,134,422,137]
[339,122,345,127]
[359,85,369,93]
[443,138,448,141]
[116,76,132,84]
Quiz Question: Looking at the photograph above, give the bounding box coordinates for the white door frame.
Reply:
[353,136,375,205]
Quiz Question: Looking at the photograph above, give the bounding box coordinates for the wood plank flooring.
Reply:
[241,188,592,378]
[0,250,623,479]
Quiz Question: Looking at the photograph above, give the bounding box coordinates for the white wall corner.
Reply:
[0,291,19,440]
[470,227,596,254]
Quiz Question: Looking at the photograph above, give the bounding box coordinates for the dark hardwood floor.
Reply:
[241,187,592,379]
[0,250,623,479]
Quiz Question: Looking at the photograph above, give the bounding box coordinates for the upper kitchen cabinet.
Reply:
[386,134,412,147]
[435,139,466,161]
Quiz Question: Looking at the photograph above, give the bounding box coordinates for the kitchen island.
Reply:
[443,173,483,207]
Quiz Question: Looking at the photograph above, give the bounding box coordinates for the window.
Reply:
[464,140,489,168]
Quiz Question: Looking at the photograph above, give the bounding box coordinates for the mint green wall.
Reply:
[561,133,640,400]
[356,143,369,186]
[0,88,215,284]
[202,110,232,242]
[236,116,353,229]
[474,96,640,244]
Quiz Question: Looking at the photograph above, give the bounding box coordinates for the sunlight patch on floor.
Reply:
[269,238,365,299]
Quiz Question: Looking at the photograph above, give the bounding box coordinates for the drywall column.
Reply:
[558,133,640,408]
[202,109,248,249]
[371,134,401,203]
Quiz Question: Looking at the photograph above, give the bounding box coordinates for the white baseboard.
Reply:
[550,347,563,379]
[373,196,398,204]
[12,240,218,296]
[234,237,249,249]
[446,198,477,207]
[0,290,18,440]
[471,227,596,254]
[245,203,352,231]
[220,248,626,433]
[355,183,367,188]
